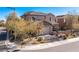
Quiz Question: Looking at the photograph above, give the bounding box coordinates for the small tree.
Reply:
[6,19,28,41]
[25,21,44,38]
[6,12,44,44]
[72,23,79,30]
[72,16,79,31]
[6,12,27,42]
[6,14,44,43]
[64,10,78,30]
[0,20,5,27]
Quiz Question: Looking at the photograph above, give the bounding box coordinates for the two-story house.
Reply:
[21,11,59,35]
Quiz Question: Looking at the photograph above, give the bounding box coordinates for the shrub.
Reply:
[37,37,43,42]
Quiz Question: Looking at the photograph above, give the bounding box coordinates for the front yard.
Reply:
[13,30,79,48]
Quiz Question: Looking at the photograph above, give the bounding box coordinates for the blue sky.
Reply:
[0,7,79,20]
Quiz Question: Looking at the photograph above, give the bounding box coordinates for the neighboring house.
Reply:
[56,15,79,30]
[56,15,66,30]
[21,11,59,35]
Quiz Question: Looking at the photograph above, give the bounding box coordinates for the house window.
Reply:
[55,19,56,22]
[32,17,35,21]
[49,17,52,21]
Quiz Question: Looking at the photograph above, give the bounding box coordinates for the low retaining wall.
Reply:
[20,37,79,52]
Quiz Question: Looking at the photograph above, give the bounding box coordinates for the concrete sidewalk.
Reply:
[20,37,79,52]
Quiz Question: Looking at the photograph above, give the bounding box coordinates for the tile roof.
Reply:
[23,11,54,16]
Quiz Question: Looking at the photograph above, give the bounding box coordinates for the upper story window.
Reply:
[32,17,36,21]
[49,17,52,21]
[55,19,57,22]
